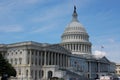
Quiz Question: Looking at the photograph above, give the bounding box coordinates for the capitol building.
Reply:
[0,6,116,80]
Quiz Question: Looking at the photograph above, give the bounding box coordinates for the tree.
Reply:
[0,53,16,78]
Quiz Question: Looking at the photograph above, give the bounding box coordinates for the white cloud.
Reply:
[93,50,106,58]
[107,38,115,43]
[0,25,24,32]
[92,36,120,63]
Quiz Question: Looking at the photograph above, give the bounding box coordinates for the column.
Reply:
[37,51,39,66]
[48,52,50,65]
[53,53,55,65]
[39,51,42,66]
[58,53,60,66]
[85,45,87,52]
[51,52,53,65]
[86,46,88,52]
[72,44,74,51]
[87,46,89,52]
[57,53,59,65]
[67,44,69,50]
[81,44,82,52]
[60,54,62,66]
[67,44,68,49]
[78,44,79,51]
[74,44,76,51]
[63,55,64,67]
[29,50,32,65]
[62,54,63,67]
[68,57,70,67]
[25,49,28,65]
[41,51,44,66]
[44,51,46,65]
[74,44,75,51]
[70,44,71,51]
[89,62,92,79]
[84,44,85,52]
[83,44,85,52]
[55,53,56,65]
[75,44,77,51]
[33,50,35,65]
[65,55,67,67]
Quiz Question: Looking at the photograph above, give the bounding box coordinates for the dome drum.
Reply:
[61,42,91,54]
[61,33,89,43]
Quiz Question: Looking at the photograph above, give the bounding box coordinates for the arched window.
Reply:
[26,70,28,77]
[35,58,37,65]
[27,57,29,64]
[15,58,17,65]
[48,71,52,79]
[19,58,22,64]
[42,70,44,78]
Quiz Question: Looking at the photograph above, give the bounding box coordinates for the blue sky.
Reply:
[0,0,120,63]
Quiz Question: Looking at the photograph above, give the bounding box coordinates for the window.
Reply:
[42,70,44,78]
[26,70,28,77]
[35,51,37,56]
[48,71,52,79]
[32,58,33,64]
[35,70,37,80]
[20,51,22,54]
[19,58,22,64]
[27,57,29,64]
[15,58,17,65]
[32,51,33,55]
[39,58,41,65]
[35,58,37,65]
[19,69,21,75]
[39,70,41,78]
[31,70,33,78]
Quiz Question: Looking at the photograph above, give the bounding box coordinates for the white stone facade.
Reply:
[0,6,116,80]
[116,63,120,76]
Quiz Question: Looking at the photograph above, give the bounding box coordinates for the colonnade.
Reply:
[62,34,89,42]
[62,43,91,53]
[87,61,110,79]
[27,49,69,67]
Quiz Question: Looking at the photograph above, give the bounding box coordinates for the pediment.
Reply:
[99,56,110,63]
[45,44,71,54]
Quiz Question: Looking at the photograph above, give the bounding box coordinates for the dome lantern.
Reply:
[72,6,79,22]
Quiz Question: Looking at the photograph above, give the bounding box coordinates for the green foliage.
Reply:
[0,53,16,77]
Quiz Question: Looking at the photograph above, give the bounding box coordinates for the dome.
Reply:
[63,6,87,35]
[64,21,86,34]
[61,6,92,55]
